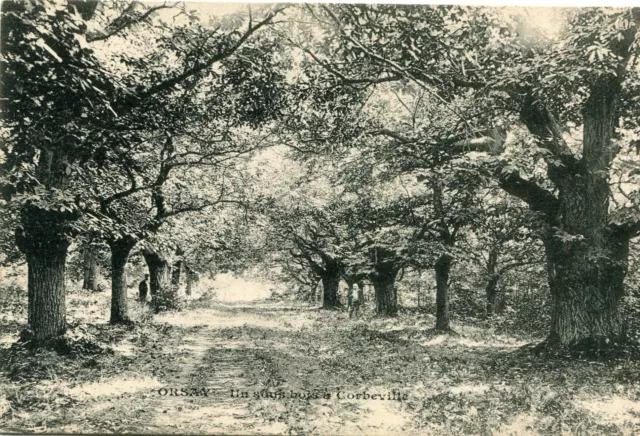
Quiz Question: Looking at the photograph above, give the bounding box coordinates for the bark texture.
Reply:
[320,261,341,309]
[82,243,100,291]
[25,242,67,342]
[498,45,638,346]
[108,236,136,325]
[142,250,171,298]
[142,249,177,312]
[485,249,499,316]
[544,75,628,346]
[372,264,398,317]
[15,151,76,343]
[434,254,452,330]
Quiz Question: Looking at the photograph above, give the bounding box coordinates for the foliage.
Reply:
[150,284,183,314]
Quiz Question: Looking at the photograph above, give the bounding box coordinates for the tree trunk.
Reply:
[543,232,629,347]
[142,251,171,298]
[82,242,100,291]
[108,237,136,325]
[320,266,341,309]
[543,75,629,347]
[172,260,183,286]
[142,249,174,312]
[185,267,193,296]
[357,281,364,304]
[15,151,76,344]
[485,249,499,316]
[25,246,67,343]
[485,277,499,317]
[505,72,634,348]
[434,254,452,331]
[372,265,398,317]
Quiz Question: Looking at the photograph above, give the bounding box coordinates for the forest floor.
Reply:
[1,289,640,435]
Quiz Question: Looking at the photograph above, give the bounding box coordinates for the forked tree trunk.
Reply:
[434,254,452,331]
[507,70,636,348]
[371,264,398,317]
[538,75,629,347]
[82,243,100,291]
[108,236,136,325]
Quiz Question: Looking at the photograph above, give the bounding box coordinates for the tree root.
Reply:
[109,318,136,327]
[424,327,459,338]
[520,335,640,360]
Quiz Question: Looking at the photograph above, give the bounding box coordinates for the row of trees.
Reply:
[261,5,640,347]
[1,2,639,350]
[1,0,288,340]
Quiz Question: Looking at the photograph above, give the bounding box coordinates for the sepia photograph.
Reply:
[1,0,640,434]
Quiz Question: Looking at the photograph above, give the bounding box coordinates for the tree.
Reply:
[87,9,289,322]
[462,191,545,316]
[267,190,346,309]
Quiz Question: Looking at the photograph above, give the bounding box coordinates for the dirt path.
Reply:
[100,302,416,435]
[3,297,640,435]
[94,305,294,435]
[140,329,282,434]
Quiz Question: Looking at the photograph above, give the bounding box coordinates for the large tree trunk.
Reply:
[543,232,629,347]
[545,75,628,347]
[434,254,452,331]
[25,242,67,342]
[504,68,635,348]
[320,263,341,309]
[142,249,175,312]
[371,265,398,317]
[485,249,499,316]
[82,242,100,291]
[108,237,136,325]
[15,151,76,344]
[142,251,171,298]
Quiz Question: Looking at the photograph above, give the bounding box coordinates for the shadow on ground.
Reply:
[0,295,639,435]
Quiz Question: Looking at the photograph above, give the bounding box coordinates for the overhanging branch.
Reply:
[86,2,176,43]
[498,169,559,219]
[137,6,287,100]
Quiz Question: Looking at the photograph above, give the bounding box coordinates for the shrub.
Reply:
[151,284,184,313]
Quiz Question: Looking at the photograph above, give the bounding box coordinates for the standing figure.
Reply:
[139,274,149,302]
[356,281,365,310]
[347,283,355,318]
[348,282,362,319]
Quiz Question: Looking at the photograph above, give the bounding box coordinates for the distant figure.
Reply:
[139,274,149,302]
[348,281,365,318]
